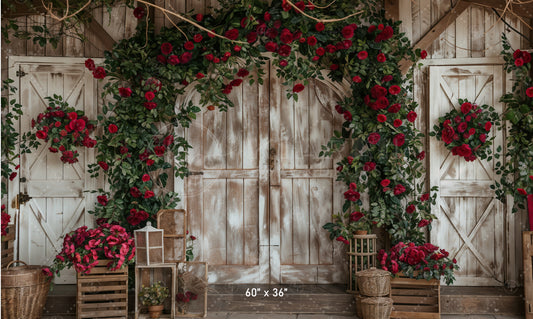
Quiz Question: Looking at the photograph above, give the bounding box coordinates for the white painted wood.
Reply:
[15,58,98,284]
[429,64,506,286]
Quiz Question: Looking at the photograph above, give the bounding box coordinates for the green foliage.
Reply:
[139,281,170,306]
[494,34,533,213]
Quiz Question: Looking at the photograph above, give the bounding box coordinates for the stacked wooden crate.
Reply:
[1,225,15,268]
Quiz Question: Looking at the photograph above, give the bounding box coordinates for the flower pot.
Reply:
[148,304,164,318]
[355,230,368,235]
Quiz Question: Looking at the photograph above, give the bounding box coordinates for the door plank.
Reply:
[204,179,227,264]
[292,179,310,265]
[280,179,293,265]
[244,179,259,265]
[227,179,244,265]
[227,88,243,169]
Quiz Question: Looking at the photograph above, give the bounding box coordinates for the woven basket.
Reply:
[356,267,391,297]
[361,297,393,319]
[1,260,51,319]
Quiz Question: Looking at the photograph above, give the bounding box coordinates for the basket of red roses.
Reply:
[22,95,97,164]
[430,98,500,162]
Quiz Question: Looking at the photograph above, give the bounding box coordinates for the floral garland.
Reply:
[378,242,458,285]
[22,95,97,164]
[496,35,533,218]
[430,99,500,162]
[46,221,135,278]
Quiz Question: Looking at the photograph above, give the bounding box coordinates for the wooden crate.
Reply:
[76,259,128,319]
[347,234,377,293]
[156,209,187,263]
[1,225,15,268]
[176,262,208,318]
[135,264,176,319]
[390,275,440,319]
[524,231,533,319]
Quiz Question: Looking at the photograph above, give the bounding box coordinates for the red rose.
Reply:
[280,29,293,44]
[237,68,250,77]
[342,25,354,39]
[184,41,194,51]
[36,130,47,139]
[144,190,155,199]
[460,102,472,114]
[420,50,428,59]
[144,102,157,110]
[146,159,155,166]
[393,133,405,147]
[347,156,353,165]
[377,53,386,62]
[457,122,467,133]
[161,42,173,55]
[278,44,291,57]
[108,124,118,133]
[168,54,179,65]
[230,79,243,87]
[307,36,317,46]
[97,195,108,206]
[389,85,401,95]
[119,87,132,97]
[279,60,288,67]
[343,111,352,121]
[265,41,278,52]
[380,179,390,187]
[142,174,150,182]
[368,25,376,33]
[368,132,380,145]
[375,25,394,42]
[406,204,415,214]
[393,184,406,195]
[377,114,387,122]
[388,103,401,113]
[518,188,528,195]
[526,87,533,98]
[154,145,166,156]
[293,83,305,93]
[420,193,430,201]
[133,6,145,19]
[514,49,522,59]
[180,52,192,64]
[195,13,203,22]
[479,134,487,143]
[9,172,17,181]
[468,128,475,136]
[225,28,239,40]
[352,76,362,83]
[49,147,58,153]
[315,22,325,31]
[371,85,388,98]
[350,211,364,222]
[85,58,95,71]
[205,54,214,62]
[330,64,339,71]
[130,187,141,198]
[246,32,257,44]
[335,105,343,114]
[98,161,109,171]
[196,72,205,79]
[393,119,402,127]
[193,34,203,43]
[357,51,368,60]
[418,219,430,228]
[234,45,242,52]
[316,47,325,56]
[92,67,106,79]
[344,189,361,202]
[266,28,278,39]
[523,51,532,63]
[363,161,376,172]
[157,55,167,64]
[264,11,271,22]
[515,58,524,67]
[69,119,86,132]
[144,91,155,101]
[441,125,455,144]
[484,121,492,131]
[163,135,174,146]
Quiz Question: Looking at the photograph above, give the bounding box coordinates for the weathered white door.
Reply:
[11,58,98,284]
[429,64,506,286]
[185,63,346,284]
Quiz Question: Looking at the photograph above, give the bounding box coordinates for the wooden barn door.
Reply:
[429,64,506,286]
[186,63,345,284]
[11,58,98,284]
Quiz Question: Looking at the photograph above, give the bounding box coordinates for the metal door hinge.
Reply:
[12,192,32,209]
[16,70,26,77]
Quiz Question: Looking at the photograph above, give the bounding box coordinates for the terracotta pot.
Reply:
[148,304,164,318]
[355,230,368,235]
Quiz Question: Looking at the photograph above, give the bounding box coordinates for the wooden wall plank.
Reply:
[294,85,309,169]
[309,81,333,169]
[280,179,293,265]
[292,179,310,265]
[103,4,126,42]
[26,16,45,56]
[310,179,332,265]
[242,77,259,169]
[243,179,259,265]
[203,105,226,169]
[227,87,243,169]
[280,82,294,171]
[226,179,244,265]
[471,6,485,58]
[204,179,226,264]
[84,7,104,57]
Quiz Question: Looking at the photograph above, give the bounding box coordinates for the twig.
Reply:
[136,0,247,44]
[42,0,92,22]
[284,0,363,23]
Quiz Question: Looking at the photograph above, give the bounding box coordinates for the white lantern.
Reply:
[134,221,164,265]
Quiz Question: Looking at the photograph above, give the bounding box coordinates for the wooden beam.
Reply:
[465,0,533,19]
[86,17,117,51]
[400,1,471,74]
[384,0,399,21]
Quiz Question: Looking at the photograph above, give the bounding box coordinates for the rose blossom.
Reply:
[368,132,381,145]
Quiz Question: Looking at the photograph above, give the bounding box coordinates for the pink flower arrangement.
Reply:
[23,96,97,164]
[1,205,10,236]
[49,221,135,277]
[378,242,458,285]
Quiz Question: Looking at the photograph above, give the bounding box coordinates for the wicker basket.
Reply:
[361,297,393,319]
[1,260,51,319]
[356,267,391,297]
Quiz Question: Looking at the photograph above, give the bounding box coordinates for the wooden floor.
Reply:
[42,284,524,318]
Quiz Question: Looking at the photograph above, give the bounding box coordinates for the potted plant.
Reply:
[139,281,170,318]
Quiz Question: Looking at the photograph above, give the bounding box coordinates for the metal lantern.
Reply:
[134,221,164,265]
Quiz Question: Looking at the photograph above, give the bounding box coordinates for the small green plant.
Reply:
[139,281,170,306]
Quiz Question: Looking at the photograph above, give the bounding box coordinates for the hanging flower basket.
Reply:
[430,98,500,162]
